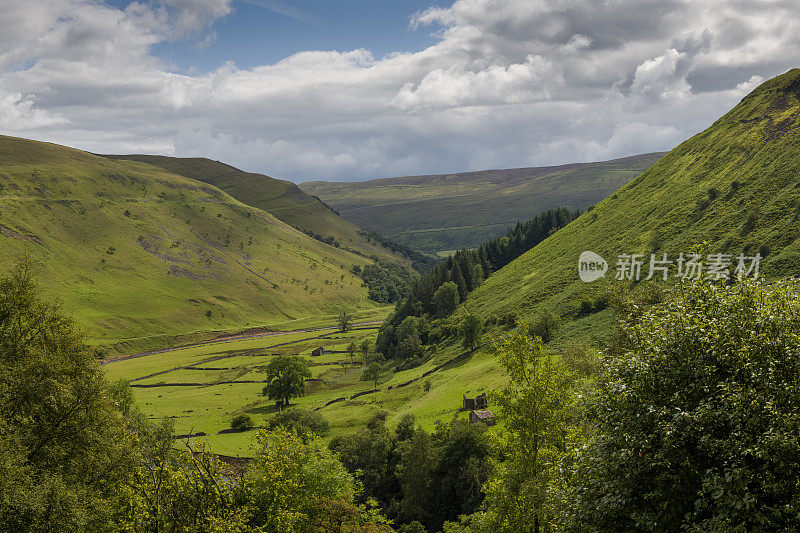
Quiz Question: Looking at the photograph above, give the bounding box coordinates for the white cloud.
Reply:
[158,0,232,35]
[631,49,692,100]
[1,0,800,181]
[0,91,68,129]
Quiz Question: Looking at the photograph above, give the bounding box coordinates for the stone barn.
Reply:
[311,347,324,357]
[462,392,488,410]
[469,409,496,426]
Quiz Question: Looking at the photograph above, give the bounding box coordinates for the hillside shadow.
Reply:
[439,350,475,371]
[244,404,280,416]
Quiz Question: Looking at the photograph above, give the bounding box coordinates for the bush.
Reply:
[560,343,601,376]
[632,280,665,306]
[593,292,610,311]
[267,408,330,438]
[501,312,518,328]
[230,414,254,431]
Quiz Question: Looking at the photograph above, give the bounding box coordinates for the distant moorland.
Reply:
[301,152,664,253]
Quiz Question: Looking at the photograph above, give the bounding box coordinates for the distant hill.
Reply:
[101,154,407,264]
[462,68,800,342]
[300,152,665,253]
[0,136,377,348]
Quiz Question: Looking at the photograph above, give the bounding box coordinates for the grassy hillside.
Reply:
[102,154,406,263]
[463,68,800,340]
[301,152,664,253]
[0,136,378,348]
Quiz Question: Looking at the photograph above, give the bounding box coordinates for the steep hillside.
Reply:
[0,136,377,347]
[300,153,664,253]
[464,68,800,339]
[102,155,408,263]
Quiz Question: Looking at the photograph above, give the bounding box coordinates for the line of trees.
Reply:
[377,207,580,357]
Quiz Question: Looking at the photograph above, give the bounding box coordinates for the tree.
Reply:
[395,413,416,442]
[573,280,800,531]
[376,325,396,357]
[247,428,359,531]
[338,309,353,332]
[0,261,135,531]
[263,355,312,408]
[330,412,399,509]
[427,421,495,531]
[346,340,358,373]
[480,323,577,533]
[397,430,435,525]
[433,281,460,317]
[398,521,428,533]
[360,338,373,359]
[396,333,423,360]
[125,427,247,531]
[450,263,468,302]
[397,316,421,345]
[528,310,559,343]
[460,313,483,351]
[361,353,385,390]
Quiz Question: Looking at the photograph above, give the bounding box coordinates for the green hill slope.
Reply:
[102,155,406,263]
[464,68,800,338]
[0,136,377,348]
[300,153,664,253]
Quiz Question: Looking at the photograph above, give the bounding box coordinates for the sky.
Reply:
[1,0,799,182]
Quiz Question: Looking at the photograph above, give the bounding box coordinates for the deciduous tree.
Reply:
[263,355,312,408]
[460,313,483,351]
[573,280,800,531]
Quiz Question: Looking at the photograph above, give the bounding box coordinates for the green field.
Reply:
[103,310,508,457]
[301,152,664,253]
[0,135,382,351]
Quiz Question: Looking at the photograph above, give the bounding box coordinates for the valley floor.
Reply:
[103,309,506,457]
